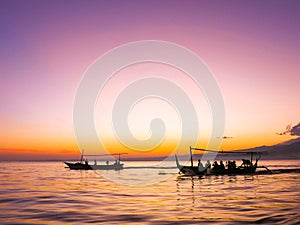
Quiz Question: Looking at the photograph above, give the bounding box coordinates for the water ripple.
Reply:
[0,161,299,224]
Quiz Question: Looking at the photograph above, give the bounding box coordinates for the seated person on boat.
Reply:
[198,160,205,172]
[205,160,211,169]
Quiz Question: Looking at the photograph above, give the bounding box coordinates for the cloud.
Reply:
[290,123,300,136]
[277,123,300,136]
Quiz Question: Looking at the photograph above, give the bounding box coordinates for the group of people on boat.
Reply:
[198,159,238,173]
[83,159,121,166]
[197,159,211,172]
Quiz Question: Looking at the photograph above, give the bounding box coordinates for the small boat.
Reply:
[175,146,270,176]
[64,153,127,170]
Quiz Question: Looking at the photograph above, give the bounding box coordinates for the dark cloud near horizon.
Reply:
[277,123,300,136]
[217,136,233,139]
[290,123,300,136]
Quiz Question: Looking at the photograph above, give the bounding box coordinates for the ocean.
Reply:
[0,160,299,224]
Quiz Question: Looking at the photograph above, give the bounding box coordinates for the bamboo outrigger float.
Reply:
[175,146,271,176]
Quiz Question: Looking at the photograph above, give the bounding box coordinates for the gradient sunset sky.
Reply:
[0,0,299,160]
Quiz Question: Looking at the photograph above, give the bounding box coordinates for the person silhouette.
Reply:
[205,160,211,169]
[219,160,225,171]
[198,159,204,172]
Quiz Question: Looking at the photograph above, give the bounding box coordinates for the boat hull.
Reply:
[175,155,256,176]
[64,162,124,170]
[91,164,124,170]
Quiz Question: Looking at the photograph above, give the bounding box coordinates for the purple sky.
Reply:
[0,0,299,157]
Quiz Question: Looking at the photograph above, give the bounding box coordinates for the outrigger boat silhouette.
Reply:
[175,146,271,176]
[64,152,127,170]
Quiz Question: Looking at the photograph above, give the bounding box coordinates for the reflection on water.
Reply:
[0,160,299,224]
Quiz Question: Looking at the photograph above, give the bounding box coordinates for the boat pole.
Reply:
[190,146,193,167]
[80,149,84,163]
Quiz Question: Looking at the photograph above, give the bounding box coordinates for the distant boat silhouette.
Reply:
[64,152,127,170]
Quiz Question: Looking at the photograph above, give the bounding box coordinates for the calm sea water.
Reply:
[0,160,299,224]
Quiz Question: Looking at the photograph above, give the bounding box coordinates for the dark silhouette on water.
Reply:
[175,146,271,176]
[64,152,127,170]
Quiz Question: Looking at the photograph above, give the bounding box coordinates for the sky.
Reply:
[0,0,299,160]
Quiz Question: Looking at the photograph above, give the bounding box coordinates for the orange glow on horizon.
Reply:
[1,132,296,161]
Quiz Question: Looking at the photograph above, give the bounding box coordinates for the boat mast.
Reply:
[80,149,84,163]
[190,146,193,167]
